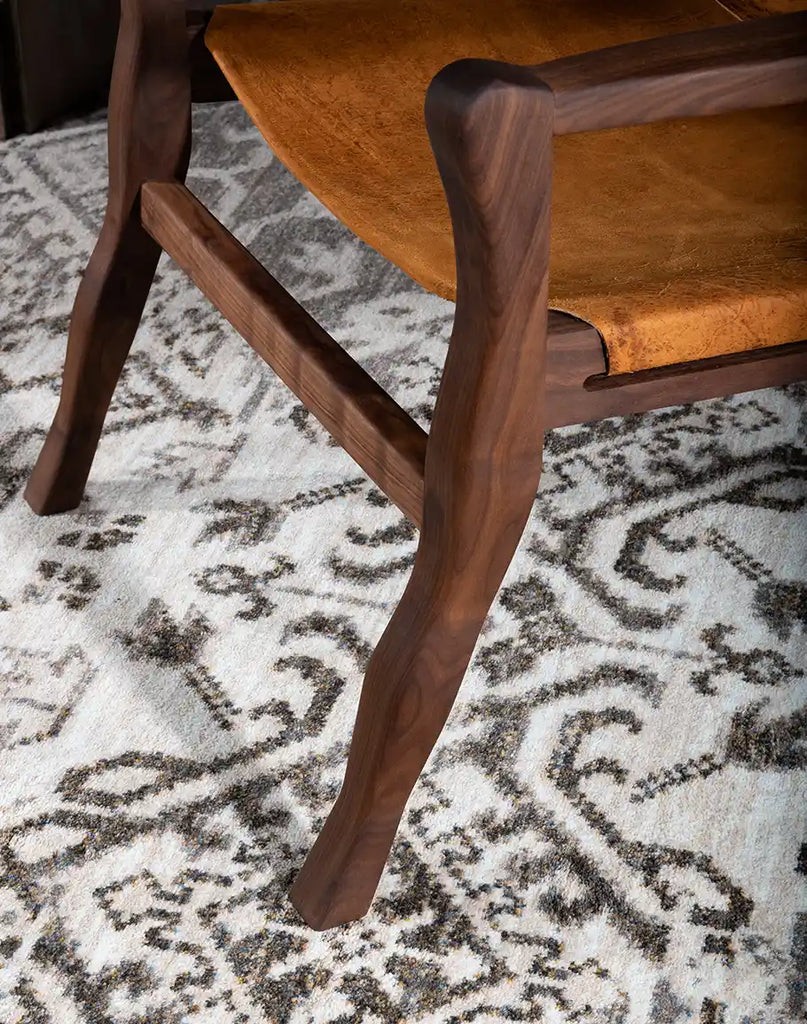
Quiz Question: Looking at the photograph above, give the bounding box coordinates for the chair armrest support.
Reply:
[530,10,807,134]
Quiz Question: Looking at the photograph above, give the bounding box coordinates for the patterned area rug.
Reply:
[1,104,805,1024]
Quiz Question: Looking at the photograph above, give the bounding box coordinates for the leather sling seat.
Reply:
[206,0,807,374]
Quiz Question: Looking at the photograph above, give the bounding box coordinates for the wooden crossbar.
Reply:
[138,181,807,486]
[140,180,427,525]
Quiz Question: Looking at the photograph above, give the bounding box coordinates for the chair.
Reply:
[23,0,807,930]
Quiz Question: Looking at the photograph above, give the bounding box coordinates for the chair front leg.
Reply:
[291,62,555,929]
[25,0,191,515]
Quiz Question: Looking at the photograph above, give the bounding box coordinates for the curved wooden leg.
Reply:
[291,63,555,928]
[290,481,545,928]
[25,0,191,515]
[25,223,165,514]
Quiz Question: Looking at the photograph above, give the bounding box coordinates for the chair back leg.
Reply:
[25,0,191,515]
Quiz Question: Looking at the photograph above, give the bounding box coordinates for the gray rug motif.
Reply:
[0,104,805,1023]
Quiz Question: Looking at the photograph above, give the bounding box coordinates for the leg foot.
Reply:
[25,423,106,516]
[290,557,525,929]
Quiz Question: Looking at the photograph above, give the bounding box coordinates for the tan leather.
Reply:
[206,0,807,374]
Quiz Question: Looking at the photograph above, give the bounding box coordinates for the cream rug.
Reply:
[0,104,805,1023]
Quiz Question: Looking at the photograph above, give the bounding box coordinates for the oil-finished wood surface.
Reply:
[141,180,428,526]
[545,327,807,428]
[290,63,555,929]
[531,9,807,133]
[570,340,807,424]
[24,0,191,515]
[23,2,807,932]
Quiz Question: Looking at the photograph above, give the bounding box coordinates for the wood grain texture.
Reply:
[543,323,807,427]
[24,0,191,515]
[290,63,554,930]
[22,0,807,934]
[141,180,428,526]
[530,10,807,133]
[543,312,607,425]
[574,338,807,421]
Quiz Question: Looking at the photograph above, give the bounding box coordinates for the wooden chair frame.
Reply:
[23,1,807,929]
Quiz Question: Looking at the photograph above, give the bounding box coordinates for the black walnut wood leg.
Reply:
[290,64,554,929]
[25,0,191,515]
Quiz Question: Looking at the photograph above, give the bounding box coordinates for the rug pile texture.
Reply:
[0,104,805,1023]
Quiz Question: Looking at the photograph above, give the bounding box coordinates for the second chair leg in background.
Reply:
[25,0,192,516]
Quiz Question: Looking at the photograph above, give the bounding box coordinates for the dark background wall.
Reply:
[0,0,272,140]
[0,0,120,138]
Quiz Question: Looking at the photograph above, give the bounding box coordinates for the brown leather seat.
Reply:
[206,0,807,374]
